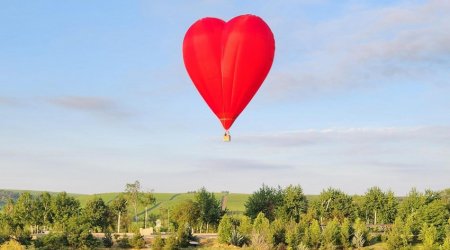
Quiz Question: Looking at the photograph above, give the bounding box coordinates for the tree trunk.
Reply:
[117,211,121,233]
[206,223,209,233]
[145,206,148,228]
[134,205,138,222]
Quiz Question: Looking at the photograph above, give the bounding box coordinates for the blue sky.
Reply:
[1,0,449,195]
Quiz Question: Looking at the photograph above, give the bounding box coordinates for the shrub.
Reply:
[419,223,437,250]
[117,235,131,249]
[130,233,146,249]
[230,229,249,247]
[102,232,113,248]
[218,214,233,244]
[0,240,23,250]
[340,218,352,249]
[163,235,178,250]
[322,218,340,248]
[33,233,68,250]
[152,234,165,250]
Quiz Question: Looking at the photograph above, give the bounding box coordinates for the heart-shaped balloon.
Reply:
[183,14,275,131]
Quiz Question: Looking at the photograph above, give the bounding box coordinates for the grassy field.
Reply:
[0,190,251,215]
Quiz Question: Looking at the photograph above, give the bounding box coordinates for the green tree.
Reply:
[125,180,142,223]
[322,218,340,249]
[398,188,425,220]
[318,188,356,223]
[51,192,80,230]
[195,187,222,233]
[245,184,283,221]
[253,212,271,243]
[385,217,413,250]
[418,199,450,240]
[352,218,368,249]
[419,223,438,250]
[171,199,200,231]
[384,190,398,223]
[12,192,33,231]
[251,212,272,250]
[83,197,110,232]
[142,191,156,229]
[362,187,386,225]
[38,192,53,227]
[309,219,321,249]
[340,218,352,249]
[217,214,233,244]
[110,195,128,233]
[278,185,308,223]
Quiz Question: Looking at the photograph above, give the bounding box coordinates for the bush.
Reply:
[102,232,114,248]
[163,235,178,250]
[117,235,131,249]
[322,218,340,248]
[385,217,412,250]
[33,233,68,250]
[218,214,233,244]
[419,223,437,250]
[152,234,165,250]
[0,239,23,250]
[130,233,146,249]
[230,229,249,247]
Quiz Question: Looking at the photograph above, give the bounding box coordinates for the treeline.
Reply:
[215,185,450,250]
[0,184,449,249]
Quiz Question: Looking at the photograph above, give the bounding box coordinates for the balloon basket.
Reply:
[223,133,231,142]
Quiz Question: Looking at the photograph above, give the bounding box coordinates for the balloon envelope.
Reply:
[183,14,275,130]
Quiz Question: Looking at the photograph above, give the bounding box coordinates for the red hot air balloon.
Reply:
[183,14,275,141]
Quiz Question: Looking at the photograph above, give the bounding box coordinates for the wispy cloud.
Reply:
[265,0,450,98]
[197,158,294,172]
[48,96,131,119]
[240,126,450,147]
[0,97,20,106]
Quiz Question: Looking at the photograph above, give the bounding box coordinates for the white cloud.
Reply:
[48,96,132,119]
[265,0,450,98]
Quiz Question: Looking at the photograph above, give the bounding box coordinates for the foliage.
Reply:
[163,234,178,250]
[51,192,80,230]
[83,197,110,232]
[230,229,249,247]
[322,218,340,248]
[340,218,352,249]
[33,233,68,250]
[253,212,272,244]
[419,223,438,250]
[418,199,450,241]
[152,234,165,250]
[218,214,233,244]
[362,187,398,225]
[171,199,200,231]
[385,217,413,250]
[130,233,146,249]
[110,195,128,233]
[117,235,131,248]
[102,232,114,248]
[317,188,356,222]
[278,185,308,223]
[271,219,287,246]
[195,187,223,232]
[245,184,283,221]
[285,220,301,248]
[125,180,142,223]
[352,218,368,249]
[309,219,321,249]
[0,239,23,250]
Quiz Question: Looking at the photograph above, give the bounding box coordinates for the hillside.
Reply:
[0,190,251,215]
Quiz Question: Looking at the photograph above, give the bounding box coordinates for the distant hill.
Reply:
[0,189,252,215]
